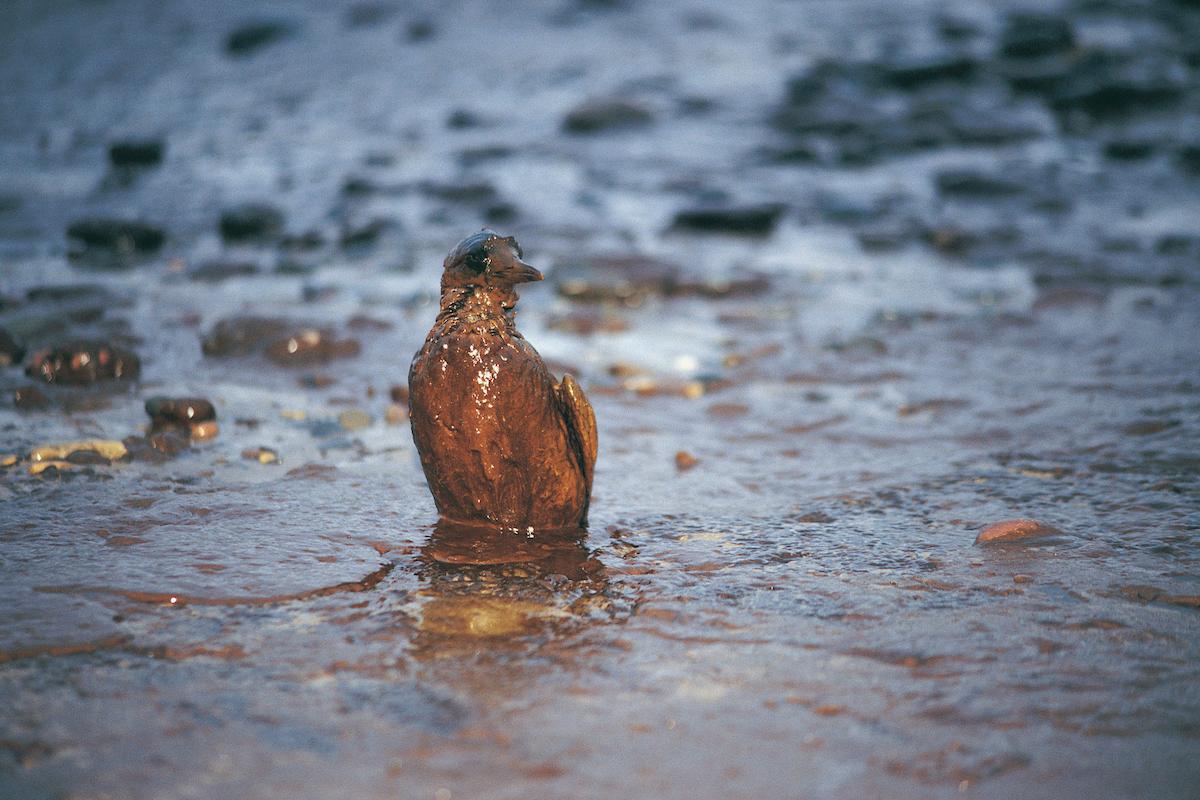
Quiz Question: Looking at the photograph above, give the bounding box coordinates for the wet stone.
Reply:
[675,451,699,471]
[563,98,653,134]
[934,169,1024,199]
[108,139,165,168]
[226,21,292,56]
[337,409,372,431]
[265,330,361,366]
[145,396,216,434]
[201,317,290,357]
[418,180,498,204]
[189,261,259,282]
[671,204,784,236]
[219,204,285,242]
[67,218,165,260]
[389,384,409,404]
[0,327,25,366]
[880,52,978,90]
[242,446,279,464]
[998,12,1075,59]
[974,518,1065,545]
[1048,51,1189,120]
[25,341,140,385]
[13,385,50,410]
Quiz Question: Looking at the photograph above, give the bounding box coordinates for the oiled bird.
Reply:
[409,230,597,531]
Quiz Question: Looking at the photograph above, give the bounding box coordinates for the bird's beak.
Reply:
[493,258,544,284]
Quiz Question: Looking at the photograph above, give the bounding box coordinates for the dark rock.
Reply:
[446,109,484,129]
[145,397,217,433]
[881,53,978,90]
[671,204,784,235]
[280,230,325,251]
[226,21,292,56]
[0,327,25,366]
[219,203,285,242]
[934,168,1024,198]
[998,12,1075,59]
[189,261,259,282]
[108,139,165,168]
[1103,140,1156,161]
[458,145,515,167]
[1049,51,1187,119]
[389,384,410,404]
[264,330,361,366]
[25,341,140,384]
[13,385,50,410]
[1178,145,1200,174]
[201,316,290,357]
[563,98,653,134]
[406,19,436,41]
[485,202,518,224]
[67,218,165,258]
[339,218,396,252]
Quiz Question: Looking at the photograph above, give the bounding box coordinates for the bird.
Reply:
[408,230,597,532]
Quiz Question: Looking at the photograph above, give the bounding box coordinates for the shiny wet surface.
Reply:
[1,1,1199,798]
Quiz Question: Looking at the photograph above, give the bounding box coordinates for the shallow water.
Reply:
[1,0,1199,797]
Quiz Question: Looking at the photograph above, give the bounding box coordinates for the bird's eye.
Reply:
[464,249,487,273]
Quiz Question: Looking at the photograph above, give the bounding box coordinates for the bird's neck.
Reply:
[436,285,519,330]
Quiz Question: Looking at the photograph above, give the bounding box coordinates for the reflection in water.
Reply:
[411,522,609,644]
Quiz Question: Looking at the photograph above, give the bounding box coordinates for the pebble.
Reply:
[13,385,50,410]
[0,326,25,366]
[242,447,279,464]
[671,205,785,236]
[562,98,653,134]
[998,12,1075,60]
[389,385,410,404]
[189,261,259,282]
[31,439,127,463]
[337,409,372,430]
[108,139,165,168]
[384,403,407,425]
[974,518,1064,545]
[226,21,292,56]
[201,316,290,357]
[1,454,19,468]
[145,396,216,425]
[218,203,285,242]
[66,218,165,259]
[25,341,140,384]
[265,329,361,366]
[189,421,220,440]
[675,451,699,471]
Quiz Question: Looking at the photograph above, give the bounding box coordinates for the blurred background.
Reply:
[1,0,1199,798]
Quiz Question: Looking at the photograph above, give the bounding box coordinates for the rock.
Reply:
[226,21,292,56]
[385,403,407,425]
[1103,140,1155,161]
[974,518,1064,545]
[337,409,372,430]
[1048,51,1188,120]
[30,439,127,464]
[219,204,285,242]
[563,98,653,134]
[0,327,25,366]
[880,52,978,90]
[242,447,279,464]
[108,139,165,168]
[389,385,409,404]
[67,218,165,259]
[13,385,50,410]
[671,204,785,236]
[546,310,630,336]
[339,218,396,252]
[998,12,1075,59]
[406,19,435,41]
[934,169,1024,198]
[446,108,484,129]
[201,316,290,357]
[145,396,217,436]
[25,341,140,384]
[189,261,259,282]
[264,329,361,366]
[343,3,396,28]
[1179,145,1200,174]
[675,451,699,471]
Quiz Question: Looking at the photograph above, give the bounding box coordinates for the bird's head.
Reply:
[442,229,543,290]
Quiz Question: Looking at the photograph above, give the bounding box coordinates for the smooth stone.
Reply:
[975,518,1064,545]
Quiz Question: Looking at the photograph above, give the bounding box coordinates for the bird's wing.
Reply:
[557,373,597,496]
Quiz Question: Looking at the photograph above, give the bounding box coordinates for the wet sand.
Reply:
[1,0,1198,798]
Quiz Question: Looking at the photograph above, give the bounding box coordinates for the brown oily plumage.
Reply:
[409,230,598,531]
